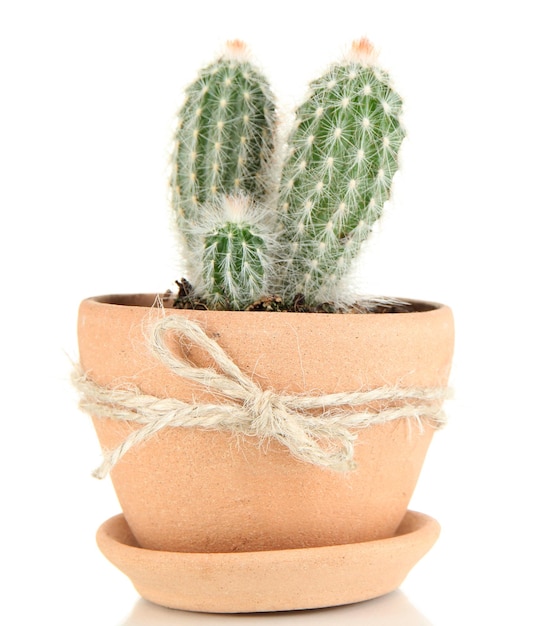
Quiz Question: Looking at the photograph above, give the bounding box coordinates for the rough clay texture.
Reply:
[78,294,454,553]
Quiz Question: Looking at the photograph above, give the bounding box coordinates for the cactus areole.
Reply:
[171,39,406,311]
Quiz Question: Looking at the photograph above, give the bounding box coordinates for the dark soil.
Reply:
[169,279,422,314]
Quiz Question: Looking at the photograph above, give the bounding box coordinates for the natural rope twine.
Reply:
[74,315,449,479]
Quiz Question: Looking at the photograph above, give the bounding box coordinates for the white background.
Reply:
[2,1,540,624]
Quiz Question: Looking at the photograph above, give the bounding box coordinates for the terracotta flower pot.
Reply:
[77,293,454,556]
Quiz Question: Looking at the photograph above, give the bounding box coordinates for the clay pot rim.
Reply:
[84,293,448,316]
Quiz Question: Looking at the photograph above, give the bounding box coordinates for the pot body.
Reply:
[78,294,454,553]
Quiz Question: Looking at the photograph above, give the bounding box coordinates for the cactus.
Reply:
[171,41,277,307]
[276,39,405,306]
[172,39,405,311]
[171,40,276,232]
[189,194,278,310]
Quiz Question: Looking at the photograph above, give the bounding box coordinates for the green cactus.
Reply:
[172,39,405,311]
[190,195,278,310]
[171,41,277,308]
[276,39,405,306]
[171,40,276,231]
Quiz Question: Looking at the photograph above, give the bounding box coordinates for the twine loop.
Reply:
[74,315,449,479]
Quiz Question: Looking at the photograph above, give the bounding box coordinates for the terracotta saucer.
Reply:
[96,510,440,614]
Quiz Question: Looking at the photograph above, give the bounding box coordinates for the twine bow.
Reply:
[74,315,449,479]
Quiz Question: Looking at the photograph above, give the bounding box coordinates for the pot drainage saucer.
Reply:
[96,510,439,613]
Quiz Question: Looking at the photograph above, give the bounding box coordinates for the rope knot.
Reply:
[247,389,287,437]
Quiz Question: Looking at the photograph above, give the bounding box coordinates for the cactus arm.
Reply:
[276,39,405,306]
[190,195,278,310]
[171,41,276,227]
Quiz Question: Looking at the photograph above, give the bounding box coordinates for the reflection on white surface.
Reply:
[120,590,431,626]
